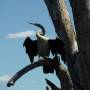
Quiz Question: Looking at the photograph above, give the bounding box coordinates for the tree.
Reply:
[6,0,90,90]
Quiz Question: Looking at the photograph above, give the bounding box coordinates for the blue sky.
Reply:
[0,0,73,90]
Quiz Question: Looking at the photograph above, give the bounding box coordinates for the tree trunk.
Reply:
[69,0,90,90]
[44,0,90,90]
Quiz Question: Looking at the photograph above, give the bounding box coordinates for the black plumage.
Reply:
[43,58,54,74]
[42,55,60,74]
[23,37,38,63]
[49,37,66,62]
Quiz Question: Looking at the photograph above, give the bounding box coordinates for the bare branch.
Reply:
[7,56,73,90]
[69,0,90,89]
[44,1,80,89]
[55,64,73,90]
[7,60,50,87]
[44,0,78,55]
[46,86,50,90]
[46,79,60,90]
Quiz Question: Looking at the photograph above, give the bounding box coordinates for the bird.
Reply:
[28,22,50,57]
[29,23,66,62]
[23,23,50,63]
[23,23,66,63]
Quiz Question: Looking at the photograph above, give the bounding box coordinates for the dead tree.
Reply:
[7,0,90,90]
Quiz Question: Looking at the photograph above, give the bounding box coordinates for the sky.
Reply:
[0,0,73,90]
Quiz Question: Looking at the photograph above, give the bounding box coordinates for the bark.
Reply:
[54,64,73,90]
[7,60,50,87]
[44,0,78,55]
[44,0,81,89]
[69,0,90,89]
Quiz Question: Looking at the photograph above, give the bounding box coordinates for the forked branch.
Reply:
[7,57,72,90]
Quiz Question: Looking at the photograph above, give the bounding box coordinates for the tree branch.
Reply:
[46,79,60,90]
[69,0,90,89]
[7,56,73,90]
[7,60,50,87]
[44,1,81,89]
[44,0,79,55]
[55,64,73,90]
